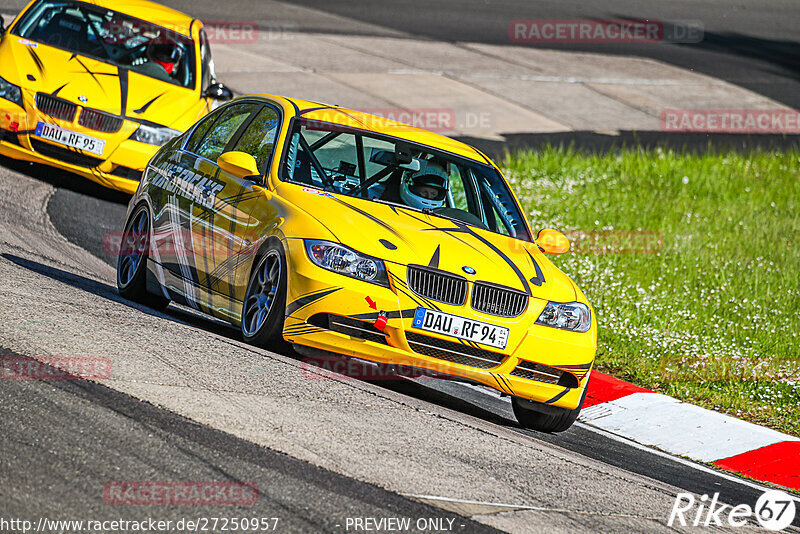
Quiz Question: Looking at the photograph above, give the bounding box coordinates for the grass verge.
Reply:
[503,146,799,436]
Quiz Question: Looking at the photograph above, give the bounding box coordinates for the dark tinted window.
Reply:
[231,106,281,174]
[13,0,196,88]
[282,118,531,241]
[199,28,214,89]
[185,110,221,153]
[190,102,260,162]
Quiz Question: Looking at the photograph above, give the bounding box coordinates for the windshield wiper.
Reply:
[371,200,467,226]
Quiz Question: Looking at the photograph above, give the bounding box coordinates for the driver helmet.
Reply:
[147,38,183,74]
[400,161,449,210]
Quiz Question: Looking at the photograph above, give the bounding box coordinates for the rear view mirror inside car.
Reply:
[369,148,421,171]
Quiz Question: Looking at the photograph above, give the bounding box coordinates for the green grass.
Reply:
[503,146,800,436]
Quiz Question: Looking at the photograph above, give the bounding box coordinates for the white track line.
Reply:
[579,393,798,462]
[577,422,800,503]
[453,381,798,499]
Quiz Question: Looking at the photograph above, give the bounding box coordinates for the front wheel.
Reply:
[241,242,287,348]
[116,204,170,311]
[512,382,588,433]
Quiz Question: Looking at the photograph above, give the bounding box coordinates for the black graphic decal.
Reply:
[134,92,164,114]
[118,68,129,116]
[27,47,44,74]
[285,287,342,316]
[51,83,68,96]
[545,388,570,404]
[428,245,440,269]
[526,249,545,287]
[424,223,531,295]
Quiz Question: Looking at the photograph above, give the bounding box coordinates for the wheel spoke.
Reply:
[268,258,280,283]
[243,251,282,337]
[118,209,150,288]
[257,263,268,287]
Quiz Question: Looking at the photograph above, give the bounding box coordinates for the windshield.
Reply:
[282,118,532,241]
[12,0,196,89]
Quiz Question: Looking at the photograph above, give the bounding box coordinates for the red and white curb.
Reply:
[581,372,800,491]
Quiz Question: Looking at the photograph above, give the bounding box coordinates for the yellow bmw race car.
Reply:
[0,0,233,194]
[116,94,597,432]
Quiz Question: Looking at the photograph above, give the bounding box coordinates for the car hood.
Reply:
[282,185,577,303]
[2,37,200,128]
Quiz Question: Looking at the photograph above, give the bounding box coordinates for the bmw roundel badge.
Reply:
[78,95,88,102]
[462,266,476,275]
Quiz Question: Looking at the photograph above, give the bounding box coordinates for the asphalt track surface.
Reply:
[268,0,800,111]
[0,159,790,530]
[166,0,800,154]
[0,346,496,533]
[2,0,800,531]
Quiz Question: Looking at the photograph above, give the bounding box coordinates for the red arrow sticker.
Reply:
[365,296,377,310]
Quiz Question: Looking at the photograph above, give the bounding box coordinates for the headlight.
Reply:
[304,240,389,287]
[535,301,591,332]
[0,75,23,107]
[130,123,181,146]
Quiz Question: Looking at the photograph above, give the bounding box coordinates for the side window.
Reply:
[231,106,281,174]
[446,165,469,211]
[199,29,215,89]
[185,110,222,153]
[190,102,259,162]
[475,171,519,238]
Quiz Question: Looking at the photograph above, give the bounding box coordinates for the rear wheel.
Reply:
[241,242,287,348]
[116,204,170,311]
[512,382,588,433]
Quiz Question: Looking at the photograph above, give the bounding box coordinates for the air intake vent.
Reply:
[79,108,123,133]
[35,93,77,122]
[405,331,504,369]
[308,314,388,344]
[471,282,528,317]
[30,139,103,168]
[406,265,467,306]
[510,360,579,388]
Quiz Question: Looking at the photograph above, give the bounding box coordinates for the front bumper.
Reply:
[282,238,597,410]
[0,99,157,195]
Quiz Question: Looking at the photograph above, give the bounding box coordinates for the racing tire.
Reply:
[241,240,288,349]
[512,381,589,433]
[116,204,170,311]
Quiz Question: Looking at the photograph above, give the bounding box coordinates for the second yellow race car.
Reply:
[0,0,233,194]
[116,94,597,432]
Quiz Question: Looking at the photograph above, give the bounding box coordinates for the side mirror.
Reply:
[217,151,260,181]
[204,82,233,101]
[0,15,6,37]
[536,229,570,255]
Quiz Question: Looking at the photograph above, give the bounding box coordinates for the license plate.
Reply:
[35,121,105,156]
[412,307,509,350]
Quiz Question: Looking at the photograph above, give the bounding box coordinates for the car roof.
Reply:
[251,94,492,165]
[81,0,195,36]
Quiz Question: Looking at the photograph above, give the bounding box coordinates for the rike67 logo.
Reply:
[669,490,797,531]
